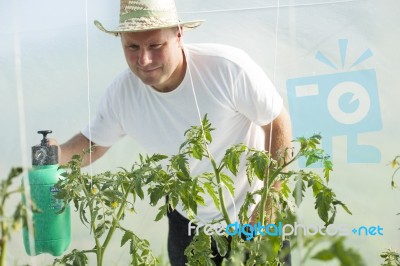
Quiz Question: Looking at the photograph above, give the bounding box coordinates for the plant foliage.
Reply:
[53,116,355,265]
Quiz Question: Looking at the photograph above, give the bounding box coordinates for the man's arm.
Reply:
[57,133,109,166]
[250,107,292,224]
[261,106,292,197]
[262,106,292,160]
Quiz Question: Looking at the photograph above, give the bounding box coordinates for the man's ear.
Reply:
[177,28,183,46]
[177,27,183,38]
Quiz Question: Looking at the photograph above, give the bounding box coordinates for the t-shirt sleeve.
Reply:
[81,86,126,147]
[233,57,283,126]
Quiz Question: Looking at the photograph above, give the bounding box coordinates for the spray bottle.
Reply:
[23,130,71,256]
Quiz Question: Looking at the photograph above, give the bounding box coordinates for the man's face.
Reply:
[120,28,184,92]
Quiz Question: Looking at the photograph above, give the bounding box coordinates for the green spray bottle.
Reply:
[23,130,71,256]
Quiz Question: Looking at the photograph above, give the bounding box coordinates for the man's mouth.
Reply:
[138,66,161,73]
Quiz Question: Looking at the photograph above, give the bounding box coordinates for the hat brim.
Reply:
[94,19,204,36]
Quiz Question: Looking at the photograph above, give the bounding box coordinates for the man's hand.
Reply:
[57,133,109,166]
[48,138,61,163]
[249,180,282,225]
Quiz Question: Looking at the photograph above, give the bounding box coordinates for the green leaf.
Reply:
[247,150,269,181]
[149,185,165,206]
[94,222,106,238]
[315,189,333,224]
[154,204,168,221]
[245,166,254,185]
[184,230,214,265]
[323,158,333,182]
[293,178,306,207]
[238,192,256,223]
[331,237,366,266]
[73,198,79,211]
[192,144,204,160]
[380,249,400,266]
[134,177,144,200]
[202,114,213,142]
[121,230,133,247]
[176,172,191,181]
[306,154,321,167]
[312,249,336,261]
[311,177,324,196]
[102,190,117,202]
[279,179,291,199]
[253,155,267,180]
[333,200,352,215]
[328,207,337,225]
[220,173,235,196]
[205,130,213,143]
[149,154,168,162]
[71,154,81,161]
[171,154,191,180]
[223,144,247,175]
[212,234,229,257]
[204,182,220,210]
[55,249,89,266]
[204,257,217,266]
[120,229,157,266]
[188,196,198,215]
[8,167,23,180]
[79,201,89,225]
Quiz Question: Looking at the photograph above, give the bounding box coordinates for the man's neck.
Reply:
[153,49,187,93]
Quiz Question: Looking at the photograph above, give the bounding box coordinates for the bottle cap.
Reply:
[32,130,58,165]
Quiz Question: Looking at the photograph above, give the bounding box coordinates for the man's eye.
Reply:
[127,45,139,51]
[150,44,162,49]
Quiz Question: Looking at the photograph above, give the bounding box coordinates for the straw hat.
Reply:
[94,0,203,36]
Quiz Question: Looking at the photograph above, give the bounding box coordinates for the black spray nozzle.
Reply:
[32,130,58,165]
[38,130,52,146]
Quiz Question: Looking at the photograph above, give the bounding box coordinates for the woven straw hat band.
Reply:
[119,10,178,23]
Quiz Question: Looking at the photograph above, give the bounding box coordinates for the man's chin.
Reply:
[140,78,166,91]
[139,76,160,86]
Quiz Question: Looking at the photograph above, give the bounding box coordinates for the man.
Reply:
[57,0,292,265]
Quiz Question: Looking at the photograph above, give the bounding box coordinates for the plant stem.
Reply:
[100,185,132,263]
[210,157,232,225]
[254,151,302,259]
[258,152,301,226]
[81,179,103,266]
[0,220,6,266]
[0,191,6,266]
[258,180,269,229]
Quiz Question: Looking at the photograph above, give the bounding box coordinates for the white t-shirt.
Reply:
[82,43,283,223]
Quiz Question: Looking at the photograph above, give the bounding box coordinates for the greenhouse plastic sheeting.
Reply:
[1,0,399,265]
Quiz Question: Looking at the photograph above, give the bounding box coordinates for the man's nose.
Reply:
[138,48,152,66]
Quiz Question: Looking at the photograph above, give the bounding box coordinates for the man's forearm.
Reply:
[59,133,109,166]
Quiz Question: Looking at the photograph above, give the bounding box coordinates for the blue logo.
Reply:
[352,225,383,236]
[287,39,382,165]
